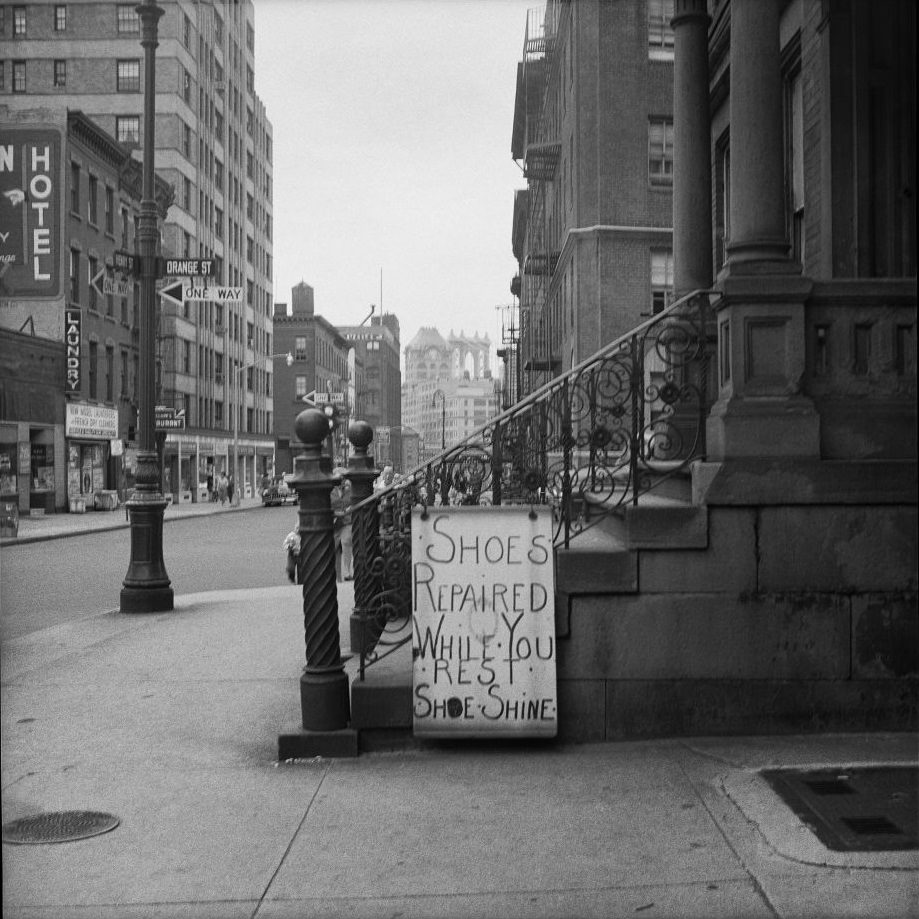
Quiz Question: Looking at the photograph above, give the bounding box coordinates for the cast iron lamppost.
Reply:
[233,351,292,504]
[432,388,446,451]
[121,0,172,614]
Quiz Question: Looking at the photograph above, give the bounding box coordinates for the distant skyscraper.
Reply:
[402,327,496,461]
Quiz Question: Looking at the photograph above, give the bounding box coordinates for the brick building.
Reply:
[510,0,674,396]
[1,1,276,501]
[1,108,171,515]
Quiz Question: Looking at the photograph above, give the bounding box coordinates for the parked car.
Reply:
[261,475,296,507]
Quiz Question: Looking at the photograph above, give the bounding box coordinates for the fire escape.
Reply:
[512,4,562,397]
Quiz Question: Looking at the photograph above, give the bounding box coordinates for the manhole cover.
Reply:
[2,811,120,845]
[763,766,918,852]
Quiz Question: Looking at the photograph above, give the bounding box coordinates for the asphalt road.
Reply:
[0,505,299,643]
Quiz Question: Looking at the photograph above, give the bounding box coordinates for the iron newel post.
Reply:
[120,0,173,614]
[342,421,381,656]
[291,409,350,732]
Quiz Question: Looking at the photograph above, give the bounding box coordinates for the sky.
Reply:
[253,0,534,363]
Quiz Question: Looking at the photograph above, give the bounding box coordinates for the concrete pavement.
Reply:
[2,501,918,918]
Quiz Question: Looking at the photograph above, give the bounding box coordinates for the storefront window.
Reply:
[67,443,105,498]
[0,442,17,497]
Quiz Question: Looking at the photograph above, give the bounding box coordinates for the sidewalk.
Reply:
[1,493,265,546]
[2,504,918,918]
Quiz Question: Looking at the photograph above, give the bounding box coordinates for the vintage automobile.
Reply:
[260,475,297,507]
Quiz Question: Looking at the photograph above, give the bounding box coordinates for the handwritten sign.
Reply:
[412,506,557,738]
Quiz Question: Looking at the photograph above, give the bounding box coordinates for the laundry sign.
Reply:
[411,505,557,738]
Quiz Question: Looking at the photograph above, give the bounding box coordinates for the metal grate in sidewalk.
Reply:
[763,766,918,852]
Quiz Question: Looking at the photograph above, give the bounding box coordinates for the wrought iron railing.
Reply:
[349,289,718,677]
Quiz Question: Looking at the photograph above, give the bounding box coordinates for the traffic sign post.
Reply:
[303,390,345,405]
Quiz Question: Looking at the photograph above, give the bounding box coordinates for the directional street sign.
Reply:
[159,281,242,304]
[154,406,186,430]
[164,258,215,277]
[303,390,345,405]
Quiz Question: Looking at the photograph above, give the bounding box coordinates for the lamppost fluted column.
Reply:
[121,0,172,614]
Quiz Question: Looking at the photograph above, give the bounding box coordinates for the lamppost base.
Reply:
[119,585,175,614]
[299,665,351,732]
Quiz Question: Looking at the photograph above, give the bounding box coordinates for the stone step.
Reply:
[594,501,709,550]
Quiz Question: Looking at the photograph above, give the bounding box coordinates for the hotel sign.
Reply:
[65,308,81,392]
[0,128,62,297]
[66,402,119,440]
[411,506,557,738]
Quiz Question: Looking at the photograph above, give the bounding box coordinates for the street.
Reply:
[0,506,298,643]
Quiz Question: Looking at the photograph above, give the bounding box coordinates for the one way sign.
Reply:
[159,281,242,305]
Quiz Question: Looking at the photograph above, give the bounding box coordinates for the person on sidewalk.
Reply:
[330,483,347,582]
[217,473,228,505]
[227,475,236,505]
[338,479,353,580]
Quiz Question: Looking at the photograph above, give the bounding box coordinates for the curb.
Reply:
[1,501,263,548]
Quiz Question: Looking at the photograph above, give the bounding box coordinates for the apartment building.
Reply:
[510,0,674,396]
[1,1,275,501]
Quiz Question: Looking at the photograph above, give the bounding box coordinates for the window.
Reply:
[183,177,192,212]
[121,207,130,247]
[295,375,307,397]
[70,249,81,303]
[650,249,674,314]
[117,59,140,92]
[0,62,5,93]
[105,346,114,401]
[648,118,674,186]
[88,256,98,311]
[54,5,66,31]
[121,349,130,397]
[70,162,80,212]
[648,0,674,61]
[87,175,98,225]
[105,186,114,233]
[53,59,66,87]
[714,133,731,270]
[89,341,98,399]
[183,123,192,159]
[12,60,25,93]
[116,115,140,145]
[117,4,140,34]
[13,6,25,37]
[183,68,191,104]
[784,62,805,264]
[183,13,191,48]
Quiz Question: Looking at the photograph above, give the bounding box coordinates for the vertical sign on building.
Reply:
[412,506,557,737]
[64,308,81,392]
[0,128,62,298]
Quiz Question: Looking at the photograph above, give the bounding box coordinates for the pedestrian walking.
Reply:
[217,473,228,505]
[228,475,236,505]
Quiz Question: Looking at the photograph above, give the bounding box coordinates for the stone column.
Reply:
[672,0,713,296]
[706,0,819,460]
[724,0,790,271]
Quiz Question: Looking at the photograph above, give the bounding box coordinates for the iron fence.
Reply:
[349,289,718,678]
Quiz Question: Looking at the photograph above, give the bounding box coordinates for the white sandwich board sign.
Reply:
[411,505,557,738]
